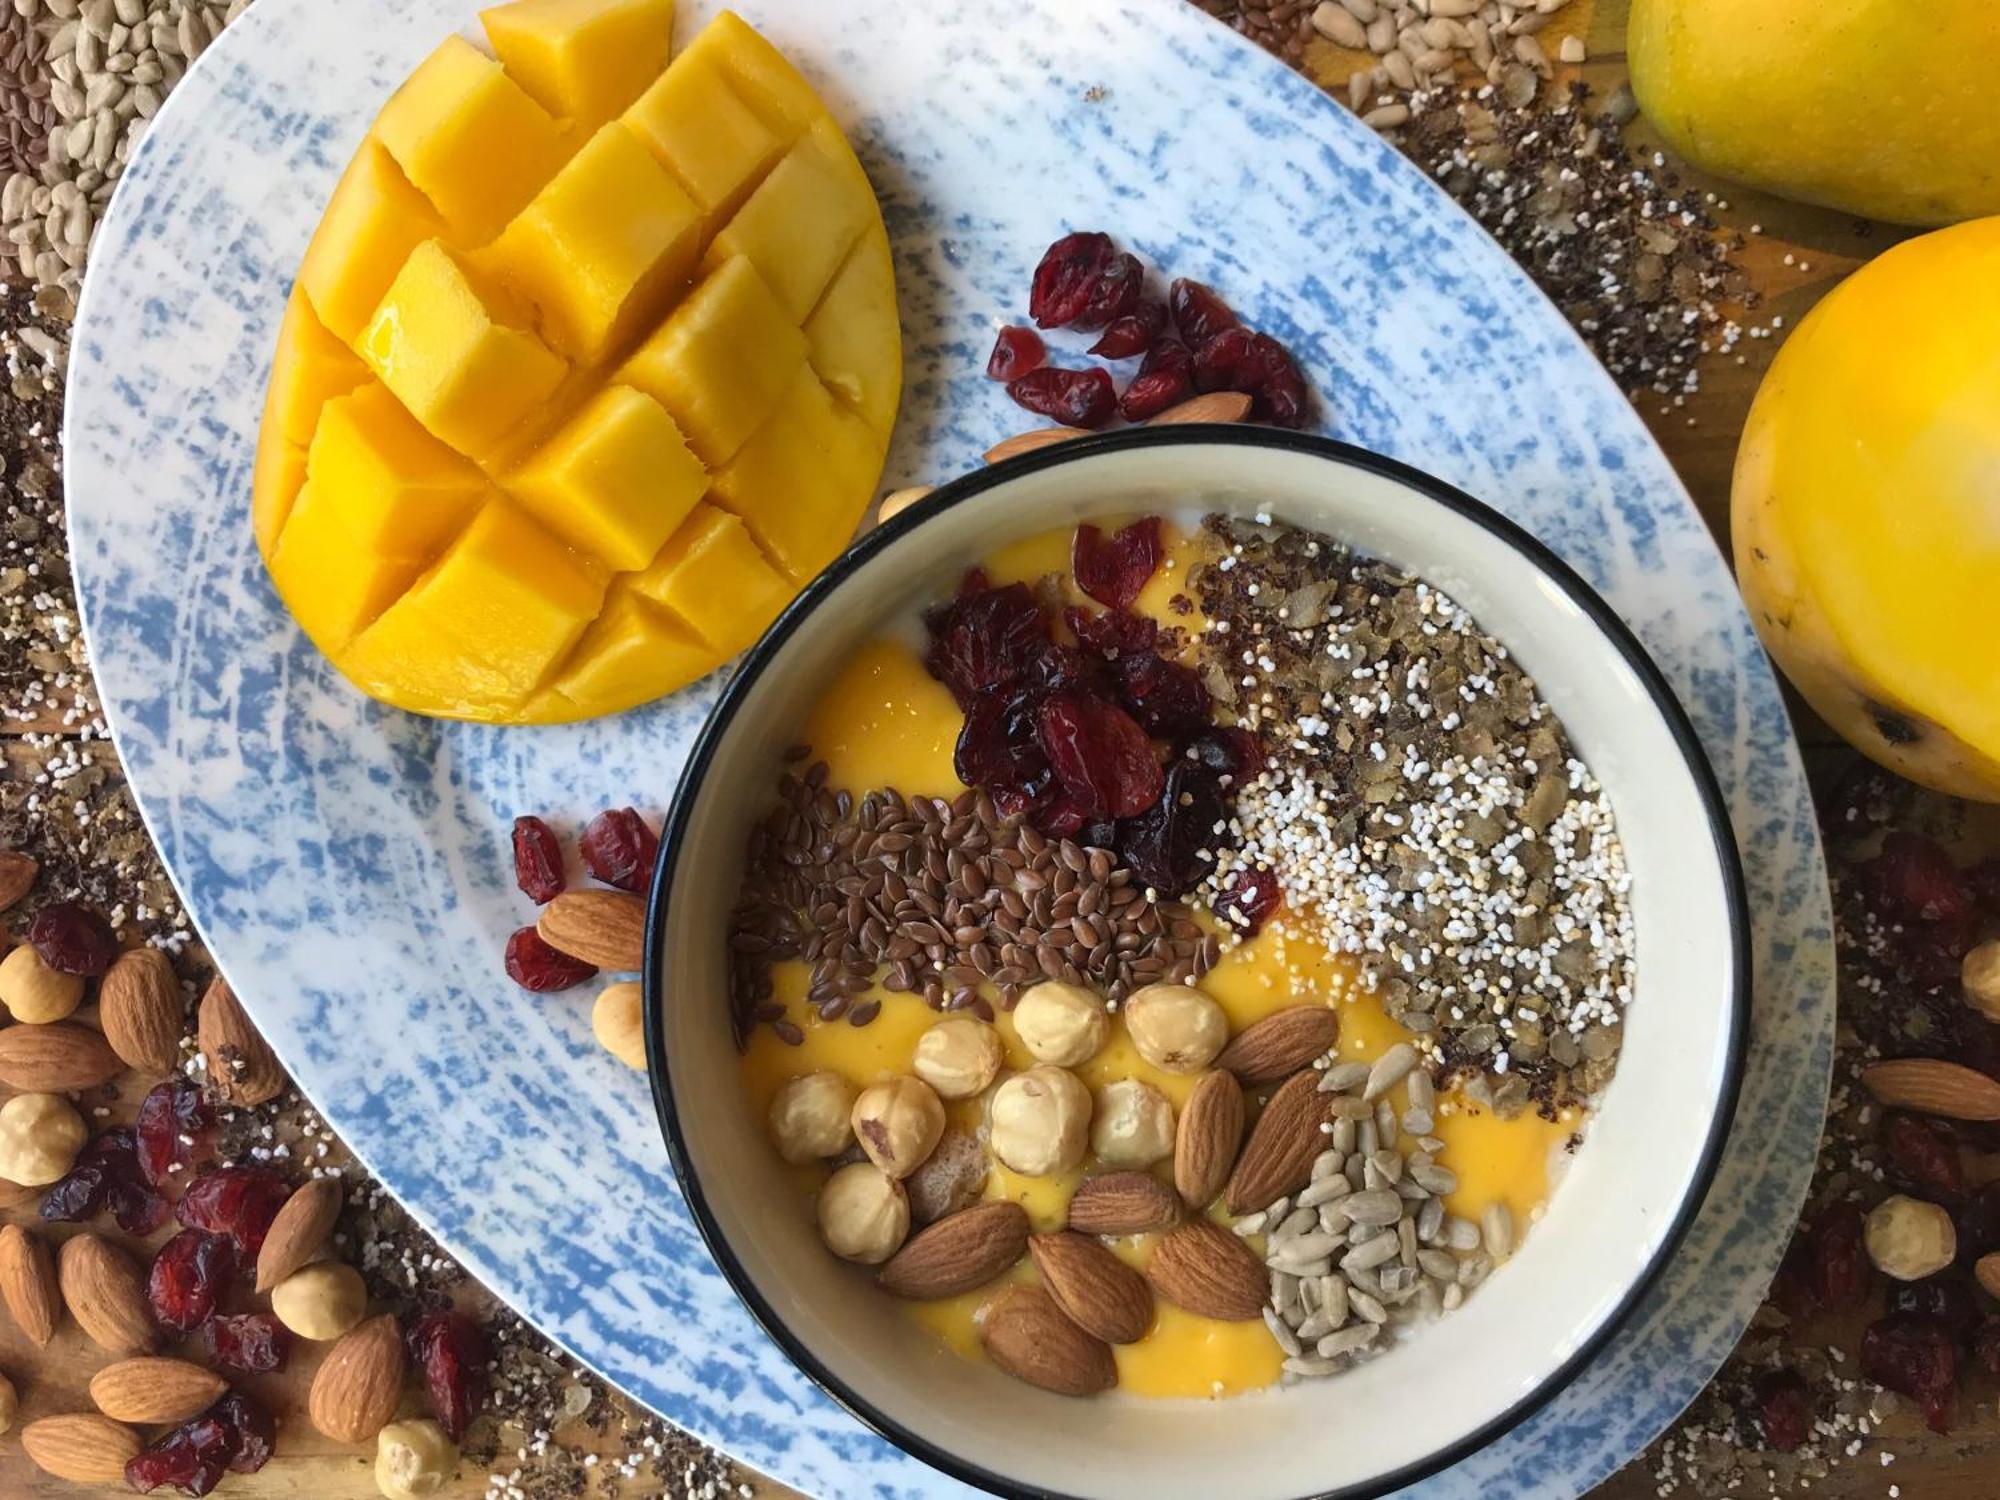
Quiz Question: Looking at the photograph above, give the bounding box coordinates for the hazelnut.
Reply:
[767,1072,856,1165]
[1864,1193,1957,1281]
[592,981,646,1070]
[989,1065,1092,1176]
[0,1092,85,1186]
[850,1075,945,1179]
[913,1017,1004,1099]
[1090,1079,1175,1168]
[906,1127,989,1225]
[375,1417,457,1499]
[1013,982,1109,1067]
[816,1162,909,1263]
[0,943,82,1024]
[1123,984,1228,1073]
[1965,940,2000,1023]
[0,1370,15,1434]
[272,1260,369,1340]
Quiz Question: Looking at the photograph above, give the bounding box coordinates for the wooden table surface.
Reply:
[1,0,1986,1495]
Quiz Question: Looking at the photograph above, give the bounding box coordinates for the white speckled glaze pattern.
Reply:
[61,2,1832,1497]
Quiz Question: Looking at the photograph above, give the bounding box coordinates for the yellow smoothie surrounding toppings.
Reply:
[254,3,899,723]
[727,512,1626,1399]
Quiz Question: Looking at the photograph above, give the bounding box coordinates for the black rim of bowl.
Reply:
[645,425,1752,1500]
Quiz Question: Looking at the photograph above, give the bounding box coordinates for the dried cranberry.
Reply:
[207,1312,290,1374]
[1185,725,1266,781]
[1072,518,1164,610]
[26,899,117,977]
[1072,251,1145,332]
[1117,337,1195,421]
[108,1177,172,1235]
[1861,1313,1958,1433]
[1975,1318,2000,1379]
[1028,231,1113,328]
[1089,300,1167,359]
[213,1390,275,1474]
[1036,689,1163,821]
[176,1165,291,1258]
[1168,278,1242,348]
[1117,758,1228,897]
[1066,606,1159,659]
[954,683,1049,791]
[1007,366,1116,428]
[1970,858,2000,914]
[1956,1182,2000,1261]
[40,1162,107,1222]
[1243,332,1312,427]
[1113,652,1211,739]
[1802,1202,1872,1309]
[1751,1367,1811,1452]
[1862,832,1975,927]
[1887,1274,1982,1340]
[127,1413,234,1496]
[136,1078,215,1187]
[410,1309,491,1443]
[149,1227,235,1332]
[504,926,597,993]
[43,1127,164,1232]
[1192,325,1259,394]
[923,580,1047,705]
[1884,1113,1964,1203]
[986,325,1047,381]
[579,808,658,893]
[511,816,566,904]
[1216,868,1282,936]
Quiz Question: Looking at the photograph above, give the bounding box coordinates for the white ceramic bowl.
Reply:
[646,429,1748,1500]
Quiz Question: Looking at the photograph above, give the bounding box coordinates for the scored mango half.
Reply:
[254,1,901,722]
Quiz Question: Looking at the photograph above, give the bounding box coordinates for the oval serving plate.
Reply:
[62,1,1833,1495]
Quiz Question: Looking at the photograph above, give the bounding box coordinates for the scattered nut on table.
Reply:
[850,1076,945,1179]
[1014,982,1110,1067]
[591,981,646,1070]
[913,1016,1004,1099]
[1123,983,1228,1073]
[1864,1193,1957,1281]
[375,1417,458,1499]
[1964,939,2000,1022]
[0,943,83,1024]
[0,1092,86,1186]
[272,1260,370,1340]
[816,1162,909,1264]
[989,1065,1092,1176]
[0,1370,16,1434]
[1090,1078,1175,1168]
[767,1072,857,1164]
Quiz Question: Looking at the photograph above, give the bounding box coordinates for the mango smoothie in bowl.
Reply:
[647,429,1747,1500]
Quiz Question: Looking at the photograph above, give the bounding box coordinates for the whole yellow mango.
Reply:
[1629,0,2000,226]
[1733,217,2000,801]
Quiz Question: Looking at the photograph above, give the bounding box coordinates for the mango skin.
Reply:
[1629,0,2000,227]
[1732,217,2000,801]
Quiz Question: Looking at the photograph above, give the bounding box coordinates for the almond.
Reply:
[0,1221,60,1346]
[1174,1069,1247,1208]
[982,427,1089,464]
[310,1313,404,1442]
[0,1019,123,1091]
[98,946,186,1074]
[1224,1070,1334,1214]
[1028,1230,1153,1344]
[257,1174,345,1292]
[198,976,286,1106]
[876,1200,1028,1300]
[21,1412,141,1483]
[538,890,646,971]
[1067,1170,1182,1236]
[978,1284,1116,1396]
[1147,391,1253,425]
[1977,1253,2000,1301]
[89,1356,228,1423]
[1144,1218,1268,1321]
[58,1233,155,1355]
[1214,1007,1340,1086]
[0,849,38,911]
[1861,1059,2000,1122]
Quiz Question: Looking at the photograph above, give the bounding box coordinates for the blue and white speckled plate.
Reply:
[63,2,1833,1496]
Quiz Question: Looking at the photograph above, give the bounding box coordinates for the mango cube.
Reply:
[629,504,787,651]
[359,240,569,462]
[712,368,880,583]
[701,118,873,321]
[267,483,427,651]
[480,0,674,128]
[624,51,783,223]
[508,384,708,569]
[675,9,821,135]
[371,35,570,243]
[543,585,714,712]
[804,222,900,435]
[263,289,369,448]
[297,143,444,344]
[486,122,702,362]
[251,422,308,557]
[304,382,488,557]
[342,594,525,719]
[619,254,805,464]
